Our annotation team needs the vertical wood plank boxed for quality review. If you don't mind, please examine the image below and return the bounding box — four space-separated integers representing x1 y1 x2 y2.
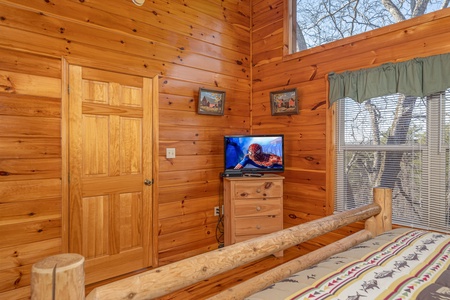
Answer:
62 58 70 253
69 65 84 255
142 77 153 266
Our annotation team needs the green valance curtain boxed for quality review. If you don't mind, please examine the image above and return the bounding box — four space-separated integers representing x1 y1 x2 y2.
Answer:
328 52 450 105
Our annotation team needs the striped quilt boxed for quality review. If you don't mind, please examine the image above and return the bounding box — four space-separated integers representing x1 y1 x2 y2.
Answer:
247 228 450 300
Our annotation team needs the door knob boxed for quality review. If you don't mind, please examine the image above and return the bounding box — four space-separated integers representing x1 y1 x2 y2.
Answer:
144 179 153 186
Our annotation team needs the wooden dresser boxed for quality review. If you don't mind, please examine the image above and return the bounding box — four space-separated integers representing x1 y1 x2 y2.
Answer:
223 174 284 257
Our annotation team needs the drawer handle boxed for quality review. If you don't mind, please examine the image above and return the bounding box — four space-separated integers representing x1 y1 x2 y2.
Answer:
256 206 261 211
256 225 261 230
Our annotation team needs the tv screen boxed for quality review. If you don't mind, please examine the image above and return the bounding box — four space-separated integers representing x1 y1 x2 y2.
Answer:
224 135 284 175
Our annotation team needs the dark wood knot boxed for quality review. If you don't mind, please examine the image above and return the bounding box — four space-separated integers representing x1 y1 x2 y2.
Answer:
264 182 273 189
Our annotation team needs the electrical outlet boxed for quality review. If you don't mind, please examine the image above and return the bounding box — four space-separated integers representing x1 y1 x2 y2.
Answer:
214 206 220 216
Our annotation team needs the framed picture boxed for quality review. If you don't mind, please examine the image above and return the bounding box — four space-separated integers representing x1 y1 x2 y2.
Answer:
270 88 299 116
198 88 226 115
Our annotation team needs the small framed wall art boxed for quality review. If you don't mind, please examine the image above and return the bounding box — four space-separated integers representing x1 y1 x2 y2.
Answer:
270 88 299 116
197 88 226 116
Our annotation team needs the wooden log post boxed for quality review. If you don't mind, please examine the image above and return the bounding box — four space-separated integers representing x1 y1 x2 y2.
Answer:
86 203 381 300
373 186 392 234
208 229 374 300
211 187 393 299
31 253 85 300
365 187 392 236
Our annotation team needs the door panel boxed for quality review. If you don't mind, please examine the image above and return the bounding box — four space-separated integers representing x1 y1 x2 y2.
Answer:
69 65 153 284
82 115 109 176
82 195 109 258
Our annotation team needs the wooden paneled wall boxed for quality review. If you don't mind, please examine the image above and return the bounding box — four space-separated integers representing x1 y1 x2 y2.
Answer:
2 0 450 298
0 49 63 300
252 1 450 250
0 0 250 298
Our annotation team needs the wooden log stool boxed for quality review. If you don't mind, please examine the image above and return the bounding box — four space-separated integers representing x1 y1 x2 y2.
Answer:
31 253 85 300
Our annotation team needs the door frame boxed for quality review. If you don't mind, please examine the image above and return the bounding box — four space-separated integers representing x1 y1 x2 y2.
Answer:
61 58 160 267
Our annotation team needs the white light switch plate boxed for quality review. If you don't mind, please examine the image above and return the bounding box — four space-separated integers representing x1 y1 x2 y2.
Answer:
166 148 176 158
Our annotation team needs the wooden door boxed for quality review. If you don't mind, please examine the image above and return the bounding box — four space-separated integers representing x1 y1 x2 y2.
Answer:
68 65 153 284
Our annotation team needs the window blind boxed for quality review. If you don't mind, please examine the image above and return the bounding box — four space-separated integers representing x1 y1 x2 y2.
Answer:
335 91 450 233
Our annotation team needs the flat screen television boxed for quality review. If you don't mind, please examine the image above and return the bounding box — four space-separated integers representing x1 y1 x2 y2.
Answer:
223 134 284 176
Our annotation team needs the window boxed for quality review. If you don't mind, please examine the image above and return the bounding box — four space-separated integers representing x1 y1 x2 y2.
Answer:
335 91 450 233
289 0 448 54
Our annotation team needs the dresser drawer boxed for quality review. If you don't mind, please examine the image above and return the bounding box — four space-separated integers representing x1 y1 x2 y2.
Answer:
233 180 283 199
235 215 282 236
223 175 284 257
234 234 261 243
234 199 282 217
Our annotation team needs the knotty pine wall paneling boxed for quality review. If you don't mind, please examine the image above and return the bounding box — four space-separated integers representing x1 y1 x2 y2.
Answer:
4 0 450 297
0 0 251 298
0 48 63 299
251 1 450 252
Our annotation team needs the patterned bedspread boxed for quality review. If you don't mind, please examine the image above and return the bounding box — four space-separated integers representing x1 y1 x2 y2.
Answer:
246 228 450 300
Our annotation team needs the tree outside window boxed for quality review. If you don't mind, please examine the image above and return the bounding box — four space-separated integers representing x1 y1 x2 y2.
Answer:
336 91 450 233
292 0 449 53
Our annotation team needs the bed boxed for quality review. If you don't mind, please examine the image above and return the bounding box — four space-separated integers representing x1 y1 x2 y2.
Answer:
245 227 450 300
31 187 450 300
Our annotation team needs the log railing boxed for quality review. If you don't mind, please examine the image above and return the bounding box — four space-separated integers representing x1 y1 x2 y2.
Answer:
31 187 391 300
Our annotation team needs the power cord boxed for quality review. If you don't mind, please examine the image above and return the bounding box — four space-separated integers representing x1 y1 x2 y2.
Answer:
216 173 225 247
216 213 224 248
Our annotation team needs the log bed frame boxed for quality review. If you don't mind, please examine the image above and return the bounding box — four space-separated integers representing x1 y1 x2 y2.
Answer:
30 187 392 300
